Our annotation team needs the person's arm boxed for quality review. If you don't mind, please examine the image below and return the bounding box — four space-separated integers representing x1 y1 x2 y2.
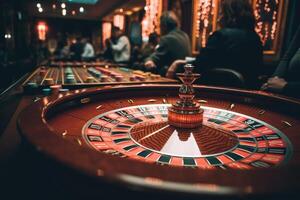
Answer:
145 37 169 68
82 44 94 58
81 45 88 57
166 59 187 78
88 44 95 57
111 37 127 52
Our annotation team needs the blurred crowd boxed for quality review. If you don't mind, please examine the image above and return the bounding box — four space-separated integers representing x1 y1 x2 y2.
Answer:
38 0 299 98
52 27 161 65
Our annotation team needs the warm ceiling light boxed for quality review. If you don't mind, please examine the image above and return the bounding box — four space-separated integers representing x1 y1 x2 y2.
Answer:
37 22 48 41
79 7 84 13
132 7 141 12
61 3 66 9
119 8 123 13
38 7 43 13
37 3 41 8
125 11 133 15
72 10 76 15
52 4 56 9
62 9 67 16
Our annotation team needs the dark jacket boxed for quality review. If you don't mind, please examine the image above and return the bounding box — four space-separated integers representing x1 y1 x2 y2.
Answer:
193 28 263 87
273 26 300 98
147 28 191 76
70 42 84 61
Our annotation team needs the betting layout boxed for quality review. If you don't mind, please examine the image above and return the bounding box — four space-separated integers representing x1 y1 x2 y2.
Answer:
82 104 292 169
22 63 176 93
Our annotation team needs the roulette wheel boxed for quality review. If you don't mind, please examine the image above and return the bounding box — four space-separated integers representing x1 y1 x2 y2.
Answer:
17 66 300 198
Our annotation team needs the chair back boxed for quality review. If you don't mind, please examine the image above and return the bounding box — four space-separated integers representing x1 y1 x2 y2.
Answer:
200 68 245 88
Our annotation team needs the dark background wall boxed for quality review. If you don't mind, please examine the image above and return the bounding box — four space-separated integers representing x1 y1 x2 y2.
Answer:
34 17 100 39
0 0 34 93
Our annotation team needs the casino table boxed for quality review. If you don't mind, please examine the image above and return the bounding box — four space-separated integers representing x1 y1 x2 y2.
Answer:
22 63 176 94
4 81 299 199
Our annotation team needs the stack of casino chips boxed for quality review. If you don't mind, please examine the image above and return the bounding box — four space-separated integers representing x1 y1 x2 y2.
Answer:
42 85 67 96
24 82 39 94
64 67 76 84
87 67 102 79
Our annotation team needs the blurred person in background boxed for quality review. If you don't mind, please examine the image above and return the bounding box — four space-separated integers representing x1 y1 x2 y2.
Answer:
167 0 263 89
60 40 70 60
81 38 95 61
144 11 191 76
110 26 131 64
261 25 300 98
70 37 84 61
139 32 159 62
103 38 114 61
